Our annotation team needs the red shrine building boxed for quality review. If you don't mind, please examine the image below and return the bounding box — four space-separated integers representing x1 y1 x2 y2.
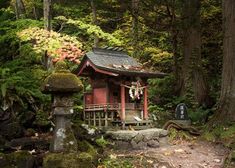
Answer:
75 47 165 129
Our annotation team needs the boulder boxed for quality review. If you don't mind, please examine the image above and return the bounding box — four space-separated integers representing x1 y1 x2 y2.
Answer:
0 151 35 168
43 152 96 168
9 137 50 151
106 128 168 149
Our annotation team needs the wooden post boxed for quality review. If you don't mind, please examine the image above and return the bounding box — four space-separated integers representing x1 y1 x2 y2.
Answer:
98 112 101 127
144 87 148 119
121 84 125 121
93 112 96 126
88 112 90 125
105 112 108 127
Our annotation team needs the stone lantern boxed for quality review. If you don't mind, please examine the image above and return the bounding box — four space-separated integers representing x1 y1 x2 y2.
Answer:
42 61 83 152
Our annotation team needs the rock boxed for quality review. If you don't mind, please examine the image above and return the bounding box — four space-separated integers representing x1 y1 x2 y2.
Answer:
0 108 11 121
147 140 160 148
24 128 36 137
106 128 168 142
106 130 138 141
159 137 169 146
115 141 130 149
106 128 168 149
0 151 35 168
159 129 168 137
73 123 101 142
43 152 96 168
0 121 23 140
9 137 50 151
133 133 144 143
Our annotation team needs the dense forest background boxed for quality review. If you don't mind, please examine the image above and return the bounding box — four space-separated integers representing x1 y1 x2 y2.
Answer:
0 0 235 163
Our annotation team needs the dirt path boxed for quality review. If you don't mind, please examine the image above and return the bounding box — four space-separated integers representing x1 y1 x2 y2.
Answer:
105 140 229 168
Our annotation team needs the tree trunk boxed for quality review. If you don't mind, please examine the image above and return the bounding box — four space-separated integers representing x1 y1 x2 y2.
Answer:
90 0 99 48
43 0 52 70
166 0 180 94
216 0 235 121
132 0 139 57
15 0 25 19
181 0 211 106
44 0 52 31
33 6 38 20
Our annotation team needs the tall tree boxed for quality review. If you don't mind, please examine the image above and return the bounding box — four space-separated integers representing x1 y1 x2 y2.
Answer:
15 0 26 19
43 0 52 69
90 0 99 47
180 0 211 106
165 0 180 92
216 0 235 121
131 0 139 57
44 0 52 31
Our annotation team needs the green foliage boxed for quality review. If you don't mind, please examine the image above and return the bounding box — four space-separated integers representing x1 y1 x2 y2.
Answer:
0 7 15 21
33 110 50 127
148 75 175 105
188 107 211 124
203 123 235 146
0 17 51 132
101 157 133 168
148 105 172 127
95 136 109 148
55 16 123 47
0 19 42 62
140 47 173 72
168 128 193 143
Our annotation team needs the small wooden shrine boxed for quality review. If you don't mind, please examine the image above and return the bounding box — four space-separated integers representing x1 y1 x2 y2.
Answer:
75 47 165 129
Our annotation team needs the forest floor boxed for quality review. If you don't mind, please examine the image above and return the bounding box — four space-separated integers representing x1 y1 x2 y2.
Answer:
101 140 231 168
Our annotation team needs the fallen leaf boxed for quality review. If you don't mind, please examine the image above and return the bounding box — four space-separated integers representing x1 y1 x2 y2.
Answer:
174 149 184 153
147 160 153 164
109 154 117 159
213 159 220 163
164 151 172 156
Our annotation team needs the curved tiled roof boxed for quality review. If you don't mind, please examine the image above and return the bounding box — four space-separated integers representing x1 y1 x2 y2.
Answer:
75 48 166 78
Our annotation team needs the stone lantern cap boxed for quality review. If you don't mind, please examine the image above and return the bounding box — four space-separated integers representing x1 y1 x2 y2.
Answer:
42 61 83 93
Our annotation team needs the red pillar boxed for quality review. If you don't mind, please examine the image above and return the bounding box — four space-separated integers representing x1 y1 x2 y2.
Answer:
143 87 148 119
121 85 125 121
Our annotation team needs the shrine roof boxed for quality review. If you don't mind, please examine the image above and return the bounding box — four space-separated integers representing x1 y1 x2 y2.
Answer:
75 47 166 78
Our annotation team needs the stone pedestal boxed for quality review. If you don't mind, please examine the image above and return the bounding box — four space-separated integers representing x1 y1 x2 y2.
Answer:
41 61 83 152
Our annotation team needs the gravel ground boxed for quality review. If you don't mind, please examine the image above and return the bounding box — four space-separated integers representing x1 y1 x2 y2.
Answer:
106 140 230 168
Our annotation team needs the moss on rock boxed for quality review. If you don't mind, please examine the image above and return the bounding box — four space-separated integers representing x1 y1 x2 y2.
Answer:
43 152 96 168
63 126 78 153
0 151 35 168
42 61 83 93
77 140 98 159
55 61 69 72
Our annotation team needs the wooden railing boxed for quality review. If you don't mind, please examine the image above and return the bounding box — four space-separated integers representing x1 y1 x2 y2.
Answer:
84 103 143 111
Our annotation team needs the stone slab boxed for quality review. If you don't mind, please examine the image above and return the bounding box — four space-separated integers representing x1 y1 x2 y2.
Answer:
106 128 168 149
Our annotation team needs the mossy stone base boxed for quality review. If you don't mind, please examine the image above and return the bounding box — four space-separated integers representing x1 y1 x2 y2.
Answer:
43 152 95 168
0 151 34 168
